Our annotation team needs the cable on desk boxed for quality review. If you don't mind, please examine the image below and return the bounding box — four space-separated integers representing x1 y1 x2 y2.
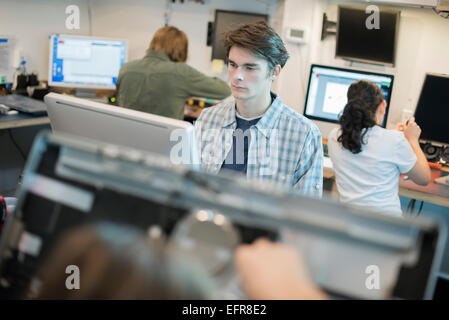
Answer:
417 201 424 216
7 129 26 163
406 199 416 216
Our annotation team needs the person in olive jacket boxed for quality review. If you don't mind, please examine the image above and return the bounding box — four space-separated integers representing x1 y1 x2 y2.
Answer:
116 26 231 120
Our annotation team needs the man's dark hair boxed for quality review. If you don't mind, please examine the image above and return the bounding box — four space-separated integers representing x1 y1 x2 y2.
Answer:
224 21 289 73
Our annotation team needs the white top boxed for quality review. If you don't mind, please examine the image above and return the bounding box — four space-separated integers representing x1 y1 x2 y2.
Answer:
328 126 417 216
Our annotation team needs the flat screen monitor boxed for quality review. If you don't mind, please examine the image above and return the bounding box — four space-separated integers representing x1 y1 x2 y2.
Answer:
303 64 394 136
44 93 199 167
212 10 268 61
414 73 449 145
48 34 127 89
336 6 400 66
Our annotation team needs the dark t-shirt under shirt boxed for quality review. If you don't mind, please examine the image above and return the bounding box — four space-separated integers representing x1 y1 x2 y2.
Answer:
221 113 261 175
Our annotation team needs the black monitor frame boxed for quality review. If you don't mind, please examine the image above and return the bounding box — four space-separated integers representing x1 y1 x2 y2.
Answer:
211 9 268 61
414 73 449 145
303 64 394 128
336 6 401 67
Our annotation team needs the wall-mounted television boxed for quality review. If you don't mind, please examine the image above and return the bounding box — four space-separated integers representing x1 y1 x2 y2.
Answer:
336 6 400 66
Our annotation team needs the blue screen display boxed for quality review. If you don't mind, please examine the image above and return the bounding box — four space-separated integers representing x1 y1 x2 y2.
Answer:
50 35 127 88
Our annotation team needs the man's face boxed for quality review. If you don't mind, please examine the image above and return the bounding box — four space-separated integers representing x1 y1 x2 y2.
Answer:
227 46 274 102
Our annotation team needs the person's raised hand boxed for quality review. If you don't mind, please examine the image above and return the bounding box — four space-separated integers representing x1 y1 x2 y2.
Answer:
234 238 327 300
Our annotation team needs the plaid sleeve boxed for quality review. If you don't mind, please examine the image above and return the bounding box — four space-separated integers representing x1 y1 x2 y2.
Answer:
292 127 323 198
194 110 207 168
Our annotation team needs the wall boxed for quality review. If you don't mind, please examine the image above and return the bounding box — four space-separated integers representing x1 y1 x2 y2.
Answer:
0 0 277 81
2 0 448 123
277 0 449 129
0 0 90 79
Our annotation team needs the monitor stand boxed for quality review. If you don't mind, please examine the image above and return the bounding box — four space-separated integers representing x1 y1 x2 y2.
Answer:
75 88 96 98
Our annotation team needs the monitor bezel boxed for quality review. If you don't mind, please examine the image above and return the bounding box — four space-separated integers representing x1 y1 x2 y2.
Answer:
415 72 449 146
48 34 128 90
303 63 394 128
335 6 401 67
44 93 199 167
211 10 268 61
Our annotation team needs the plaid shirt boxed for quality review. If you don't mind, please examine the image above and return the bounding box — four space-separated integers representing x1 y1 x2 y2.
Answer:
194 93 323 197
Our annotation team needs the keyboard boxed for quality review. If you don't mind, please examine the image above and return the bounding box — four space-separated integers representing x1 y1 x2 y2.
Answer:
0 94 47 115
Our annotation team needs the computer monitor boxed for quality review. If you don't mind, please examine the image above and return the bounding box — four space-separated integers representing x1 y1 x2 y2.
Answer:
414 73 449 145
44 93 199 167
212 10 268 61
48 34 127 90
0 132 443 299
336 6 400 66
303 64 394 138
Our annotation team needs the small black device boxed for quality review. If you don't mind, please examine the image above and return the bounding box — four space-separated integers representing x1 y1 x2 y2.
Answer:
420 142 442 162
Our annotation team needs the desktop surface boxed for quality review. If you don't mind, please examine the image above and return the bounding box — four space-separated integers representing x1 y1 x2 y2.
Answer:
399 169 449 203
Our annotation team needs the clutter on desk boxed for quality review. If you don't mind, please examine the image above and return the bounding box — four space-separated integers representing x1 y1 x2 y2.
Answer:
184 96 222 119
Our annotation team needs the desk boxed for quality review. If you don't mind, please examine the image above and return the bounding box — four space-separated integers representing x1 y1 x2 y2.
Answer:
0 112 49 130
323 156 449 209
0 112 51 195
399 169 449 208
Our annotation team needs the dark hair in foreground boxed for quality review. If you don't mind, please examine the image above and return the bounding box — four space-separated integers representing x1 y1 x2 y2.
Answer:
338 80 385 154
224 21 289 73
32 223 211 299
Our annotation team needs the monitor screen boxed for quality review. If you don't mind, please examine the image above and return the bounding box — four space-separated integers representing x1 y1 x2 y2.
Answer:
212 10 268 61
48 34 127 89
414 74 449 144
303 64 394 127
336 6 400 66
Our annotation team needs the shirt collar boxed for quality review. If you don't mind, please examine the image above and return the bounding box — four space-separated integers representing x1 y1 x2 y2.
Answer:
255 92 283 138
222 99 237 128
221 92 283 138
144 50 171 61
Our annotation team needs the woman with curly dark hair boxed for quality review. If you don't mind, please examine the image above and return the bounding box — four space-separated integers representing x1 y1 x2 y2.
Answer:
328 80 430 216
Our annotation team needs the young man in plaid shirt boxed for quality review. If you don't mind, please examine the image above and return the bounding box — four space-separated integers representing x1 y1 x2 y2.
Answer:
194 21 323 197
